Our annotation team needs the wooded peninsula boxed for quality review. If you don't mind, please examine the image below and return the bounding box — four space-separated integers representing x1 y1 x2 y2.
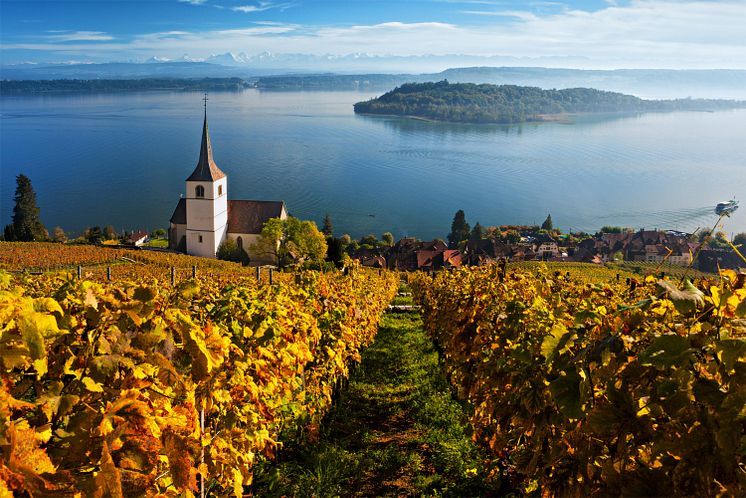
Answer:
353 81 746 124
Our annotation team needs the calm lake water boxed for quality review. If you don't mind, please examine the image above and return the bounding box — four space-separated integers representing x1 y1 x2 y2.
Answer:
1 90 745 240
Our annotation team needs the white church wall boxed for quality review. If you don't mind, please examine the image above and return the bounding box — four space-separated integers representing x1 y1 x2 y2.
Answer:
187 230 220 258
185 177 228 257
186 178 226 200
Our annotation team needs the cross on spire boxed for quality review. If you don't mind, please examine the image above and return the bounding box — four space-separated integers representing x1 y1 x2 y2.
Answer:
202 93 208 117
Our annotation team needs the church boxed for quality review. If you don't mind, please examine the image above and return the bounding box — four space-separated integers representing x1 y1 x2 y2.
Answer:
168 106 287 263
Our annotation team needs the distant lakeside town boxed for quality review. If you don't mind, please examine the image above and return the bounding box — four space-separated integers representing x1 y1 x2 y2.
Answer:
345 214 745 275
3 172 744 275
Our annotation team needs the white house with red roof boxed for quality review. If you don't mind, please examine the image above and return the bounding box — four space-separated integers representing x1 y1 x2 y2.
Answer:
168 105 287 262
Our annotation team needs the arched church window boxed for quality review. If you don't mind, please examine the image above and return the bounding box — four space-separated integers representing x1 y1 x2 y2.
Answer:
218 185 223 196
237 236 243 249
195 185 205 198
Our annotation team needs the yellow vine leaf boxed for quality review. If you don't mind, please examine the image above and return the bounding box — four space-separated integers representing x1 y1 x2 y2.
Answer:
0 478 13 498
182 320 229 381
32 297 63 316
163 431 197 492
18 312 59 360
233 468 244 498
82 377 104 393
93 442 123 498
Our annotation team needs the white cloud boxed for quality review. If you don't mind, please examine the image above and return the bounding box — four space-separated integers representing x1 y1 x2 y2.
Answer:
178 0 209 5
213 26 297 35
44 31 114 42
233 5 265 13
461 10 540 20
232 2 294 13
6 1 746 69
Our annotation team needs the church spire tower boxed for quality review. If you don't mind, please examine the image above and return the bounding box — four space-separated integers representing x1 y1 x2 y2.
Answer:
187 94 226 182
185 94 228 257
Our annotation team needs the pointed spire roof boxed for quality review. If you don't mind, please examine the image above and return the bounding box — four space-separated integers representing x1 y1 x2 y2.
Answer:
186 102 226 182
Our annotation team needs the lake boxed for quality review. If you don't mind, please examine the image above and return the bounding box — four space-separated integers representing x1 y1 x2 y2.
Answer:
1 90 745 240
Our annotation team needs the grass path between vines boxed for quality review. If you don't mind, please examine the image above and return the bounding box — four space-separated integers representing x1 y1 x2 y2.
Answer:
252 287 501 497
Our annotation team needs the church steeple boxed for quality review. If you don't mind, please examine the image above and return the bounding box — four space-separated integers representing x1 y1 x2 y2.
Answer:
186 94 226 182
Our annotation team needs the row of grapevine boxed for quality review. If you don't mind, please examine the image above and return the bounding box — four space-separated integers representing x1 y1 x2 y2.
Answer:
43 265 288 287
411 265 746 496
0 264 398 497
0 241 263 272
0 242 130 271
508 261 640 284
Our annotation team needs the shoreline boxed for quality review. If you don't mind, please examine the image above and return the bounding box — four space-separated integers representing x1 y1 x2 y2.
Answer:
355 110 574 125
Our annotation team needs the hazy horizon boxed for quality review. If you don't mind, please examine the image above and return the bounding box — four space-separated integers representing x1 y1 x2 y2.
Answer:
2 1 746 70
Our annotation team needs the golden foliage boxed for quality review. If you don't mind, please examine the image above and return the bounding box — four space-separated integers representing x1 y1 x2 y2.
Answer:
411 264 746 497
0 261 397 497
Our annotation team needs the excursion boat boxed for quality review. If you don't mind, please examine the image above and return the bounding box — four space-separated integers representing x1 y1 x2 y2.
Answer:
715 199 739 216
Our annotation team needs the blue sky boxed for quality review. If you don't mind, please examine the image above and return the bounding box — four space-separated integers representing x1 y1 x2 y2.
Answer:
2 0 745 68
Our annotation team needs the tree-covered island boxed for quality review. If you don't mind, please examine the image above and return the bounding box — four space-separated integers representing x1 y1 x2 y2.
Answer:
353 80 746 124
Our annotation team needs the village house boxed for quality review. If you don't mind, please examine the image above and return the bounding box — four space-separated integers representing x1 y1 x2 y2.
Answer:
356 247 387 269
534 235 560 260
127 231 148 247
168 104 287 263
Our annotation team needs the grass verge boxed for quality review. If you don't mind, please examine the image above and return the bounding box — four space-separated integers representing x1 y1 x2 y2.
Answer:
252 310 501 497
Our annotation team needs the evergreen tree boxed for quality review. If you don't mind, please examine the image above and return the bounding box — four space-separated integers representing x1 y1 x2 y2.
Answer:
541 213 553 231
3 224 17 242
10 174 47 241
325 237 345 268
322 213 333 237
447 209 470 247
470 222 485 241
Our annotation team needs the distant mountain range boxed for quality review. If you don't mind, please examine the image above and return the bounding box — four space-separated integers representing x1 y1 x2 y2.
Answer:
1 61 254 80
254 67 746 100
1 52 582 79
2 56 746 99
142 52 596 72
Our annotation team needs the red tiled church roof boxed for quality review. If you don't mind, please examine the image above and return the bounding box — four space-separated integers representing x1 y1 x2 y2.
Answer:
227 200 285 234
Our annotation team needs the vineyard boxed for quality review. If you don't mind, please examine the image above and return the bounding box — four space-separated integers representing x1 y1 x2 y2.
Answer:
0 242 277 284
411 264 746 496
507 261 639 284
0 252 398 496
3 241 744 496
